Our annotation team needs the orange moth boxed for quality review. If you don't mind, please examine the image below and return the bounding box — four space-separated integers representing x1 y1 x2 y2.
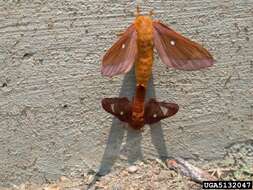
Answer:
101 7 214 130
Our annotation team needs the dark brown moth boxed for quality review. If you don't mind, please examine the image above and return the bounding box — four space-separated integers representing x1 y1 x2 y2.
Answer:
102 86 179 129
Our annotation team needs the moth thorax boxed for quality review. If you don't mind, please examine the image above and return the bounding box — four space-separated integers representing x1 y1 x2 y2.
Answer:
135 16 153 40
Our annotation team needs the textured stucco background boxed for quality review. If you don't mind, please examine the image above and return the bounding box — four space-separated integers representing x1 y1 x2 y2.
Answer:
0 0 252 187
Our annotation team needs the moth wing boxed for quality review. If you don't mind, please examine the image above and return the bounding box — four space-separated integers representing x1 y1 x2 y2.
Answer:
144 99 179 124
101 97 132 123
153 21 214 70
101 24 137 77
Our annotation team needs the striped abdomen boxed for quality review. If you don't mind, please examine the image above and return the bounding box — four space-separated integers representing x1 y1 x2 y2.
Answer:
135 41 153 87
135 16 154 87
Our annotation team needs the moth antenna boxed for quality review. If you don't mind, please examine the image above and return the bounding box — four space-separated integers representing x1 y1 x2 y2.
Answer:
136 5 141 17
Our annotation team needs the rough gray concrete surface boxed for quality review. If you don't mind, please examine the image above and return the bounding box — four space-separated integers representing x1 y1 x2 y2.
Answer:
0 0 252 187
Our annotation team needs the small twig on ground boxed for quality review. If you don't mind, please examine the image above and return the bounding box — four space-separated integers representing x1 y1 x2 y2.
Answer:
166 157 218 184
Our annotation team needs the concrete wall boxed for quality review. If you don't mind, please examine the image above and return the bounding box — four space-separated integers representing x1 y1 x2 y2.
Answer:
0 0 252 187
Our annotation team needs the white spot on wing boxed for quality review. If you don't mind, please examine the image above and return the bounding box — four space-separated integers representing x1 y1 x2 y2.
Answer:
170 40 175 46
111 104 115 113
120 111 124 115
122 44 125 49
161 106 167 115
153 114 157 118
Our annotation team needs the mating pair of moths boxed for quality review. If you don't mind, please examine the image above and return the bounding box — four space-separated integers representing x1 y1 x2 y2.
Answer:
101 8 214 130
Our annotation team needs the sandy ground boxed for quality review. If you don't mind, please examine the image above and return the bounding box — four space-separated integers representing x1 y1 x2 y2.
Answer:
2 149 252 190
2 138 253 190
